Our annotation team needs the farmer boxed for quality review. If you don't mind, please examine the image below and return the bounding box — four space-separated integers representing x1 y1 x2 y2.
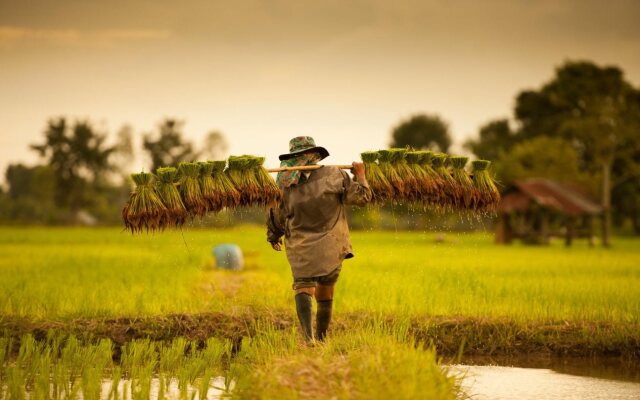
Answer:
267 136 372 342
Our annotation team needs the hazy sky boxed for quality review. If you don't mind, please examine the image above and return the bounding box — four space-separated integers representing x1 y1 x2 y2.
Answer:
1 0 639 176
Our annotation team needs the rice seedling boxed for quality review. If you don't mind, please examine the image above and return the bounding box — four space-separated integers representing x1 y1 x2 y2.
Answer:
415 151 445 206
471 160 501 212
109 366 123 400
431 153 457 209
212 160 241 209
122 172 167 233
252 156 282 207
178 162 207 218
361 151 394 203
198 161 221 214
156 166 188 228
121 339 157 399
377 149 405 202
6 365 26 400
200 161 227 213
0 337 12 374
405 151 432 203
225 155 262 207
388 148 420 202
450 156 479 210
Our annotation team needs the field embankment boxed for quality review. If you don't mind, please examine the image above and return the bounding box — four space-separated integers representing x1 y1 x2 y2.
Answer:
2 312 638 359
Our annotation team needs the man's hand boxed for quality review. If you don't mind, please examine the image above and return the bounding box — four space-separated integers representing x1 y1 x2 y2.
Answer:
351 162 366 182
271 240 283 251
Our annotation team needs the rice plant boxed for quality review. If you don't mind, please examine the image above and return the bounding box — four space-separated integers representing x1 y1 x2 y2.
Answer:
156 166 188 227
252 156 282 207
471 160 501 212
226 155 262 207
388 148 420 202
450 156 478 210
360 151 394 203
431 153 457 209
377 149 405 202
179 162 207 218
122 172 167 233
212 160 241 210
198 161 224 213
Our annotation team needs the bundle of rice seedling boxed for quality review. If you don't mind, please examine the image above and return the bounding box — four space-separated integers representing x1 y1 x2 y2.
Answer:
413 151 441 204
471 160 501 212
198 161 221 213
225 155 262 207
156 166 188 227
431 153 457 208
388 148 420 202
122 172 167 233
377 149 405 202
211 160 240 209
416 151 444 206
449 156 479 210
178 162 207 217
360 151 394 203
405 151 432 202
251 156 282 207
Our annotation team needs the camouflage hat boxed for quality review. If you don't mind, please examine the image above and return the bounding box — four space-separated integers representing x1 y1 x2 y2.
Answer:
278 136 330 161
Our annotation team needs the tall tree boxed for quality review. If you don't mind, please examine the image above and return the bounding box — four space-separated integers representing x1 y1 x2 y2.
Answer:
31 118 116 211
513 61 640 246
142 119 197 172
464 119 517 161
390 114 452 152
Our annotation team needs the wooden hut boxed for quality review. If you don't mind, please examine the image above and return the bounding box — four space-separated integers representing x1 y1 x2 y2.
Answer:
495 178 602 246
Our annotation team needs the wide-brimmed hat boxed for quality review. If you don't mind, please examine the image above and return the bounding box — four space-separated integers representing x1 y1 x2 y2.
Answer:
278 136 330 161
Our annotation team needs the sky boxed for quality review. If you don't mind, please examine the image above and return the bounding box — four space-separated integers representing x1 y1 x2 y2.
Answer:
1 0 639 177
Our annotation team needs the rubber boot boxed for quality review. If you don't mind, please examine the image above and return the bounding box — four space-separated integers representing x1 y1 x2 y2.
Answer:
295 293 313 341
316 299 333 341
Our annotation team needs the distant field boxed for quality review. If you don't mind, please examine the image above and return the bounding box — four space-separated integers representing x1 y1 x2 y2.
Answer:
0 226 638 323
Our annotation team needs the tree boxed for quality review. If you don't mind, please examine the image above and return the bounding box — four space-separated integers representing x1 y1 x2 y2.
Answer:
493 137 589 189
513 61 640 245
5 164 55 201
464 119 517 161
390 114 452 152
201 130 228 160
31 117 117 211
142 119 197 171
3 163 58 223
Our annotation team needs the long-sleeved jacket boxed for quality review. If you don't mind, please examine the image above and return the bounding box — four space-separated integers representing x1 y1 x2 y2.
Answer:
267 166 372 279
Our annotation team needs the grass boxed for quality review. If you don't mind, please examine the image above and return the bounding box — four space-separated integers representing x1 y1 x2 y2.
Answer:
0 225 639 398
0 226 638 323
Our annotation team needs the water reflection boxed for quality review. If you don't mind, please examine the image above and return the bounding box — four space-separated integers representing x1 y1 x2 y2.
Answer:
450 365 640 400
97 376 232 400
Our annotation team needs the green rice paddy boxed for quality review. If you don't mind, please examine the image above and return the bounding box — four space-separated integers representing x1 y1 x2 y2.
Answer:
0 226 638 398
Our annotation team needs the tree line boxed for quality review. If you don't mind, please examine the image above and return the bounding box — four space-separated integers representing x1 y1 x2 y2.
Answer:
1 60 638 235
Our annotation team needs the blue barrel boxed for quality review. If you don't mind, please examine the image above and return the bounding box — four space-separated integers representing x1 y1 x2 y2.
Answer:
213 244 244 271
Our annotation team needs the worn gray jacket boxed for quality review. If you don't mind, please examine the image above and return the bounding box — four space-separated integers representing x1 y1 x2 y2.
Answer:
267 166 372 279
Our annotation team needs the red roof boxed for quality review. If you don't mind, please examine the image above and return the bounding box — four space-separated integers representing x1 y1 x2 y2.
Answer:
498 178 602 216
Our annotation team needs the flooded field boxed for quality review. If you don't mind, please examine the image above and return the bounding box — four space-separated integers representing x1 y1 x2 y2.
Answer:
452 360 640 400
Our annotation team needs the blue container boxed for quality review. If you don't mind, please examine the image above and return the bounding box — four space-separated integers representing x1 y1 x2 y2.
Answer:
213 244 244 271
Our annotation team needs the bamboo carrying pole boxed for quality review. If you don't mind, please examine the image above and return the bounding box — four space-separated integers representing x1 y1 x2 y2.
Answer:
266 164 353 172
266 164 474 177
